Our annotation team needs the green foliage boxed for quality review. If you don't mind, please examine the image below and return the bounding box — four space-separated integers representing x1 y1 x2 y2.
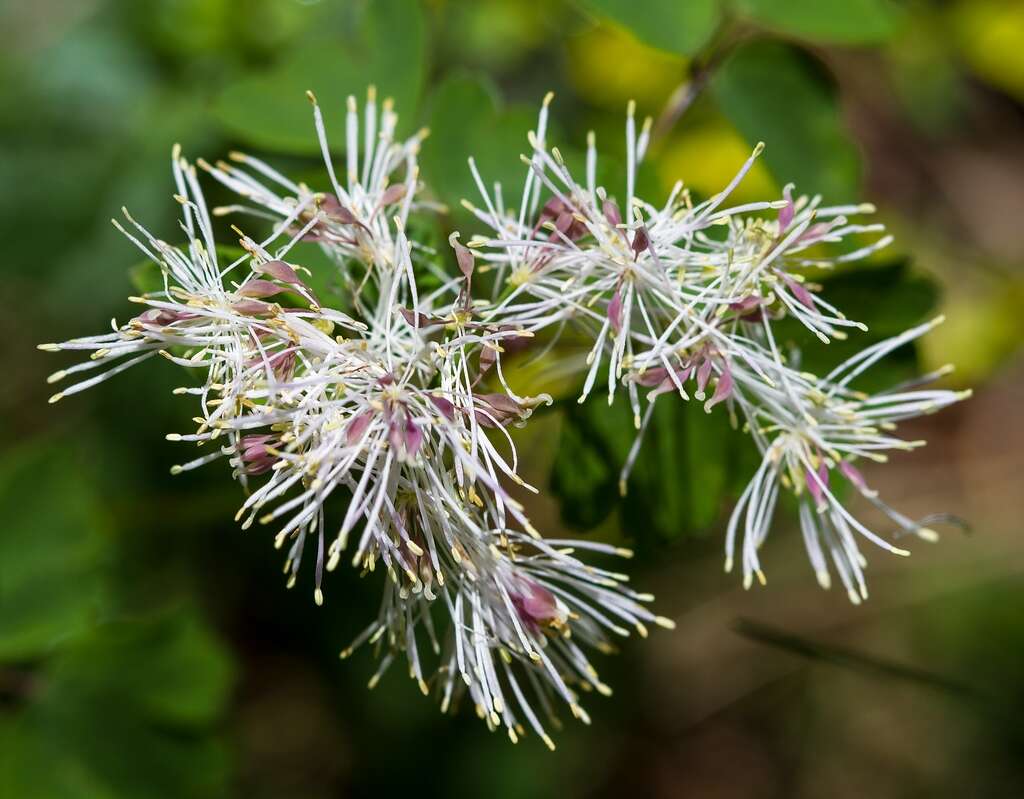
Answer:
577 0 720 55
712 41 862 200
734 0 904 46
0 609 233 799
0 442 235 798
213 0 427 154
0 444 110 661
420 74 538 225
552 394 752 543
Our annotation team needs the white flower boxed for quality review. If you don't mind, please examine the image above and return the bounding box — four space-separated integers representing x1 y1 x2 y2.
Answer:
43 87 971 742
724 317 970 601
42 92 680 746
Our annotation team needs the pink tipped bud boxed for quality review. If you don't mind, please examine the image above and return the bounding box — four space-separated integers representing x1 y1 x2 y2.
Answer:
608 286 623 333
346 410 374 446
402 417 423 458
806 460 830 509
239 434 279 475
135 308 196 328
449 234 474 279
696 357 714 398
256 259 302 285
784 276 815 309
838 460 869 493
231 299 275 317
511 578 566 629
429 394 456 420
631 226 650 260
778 184 795 232
602 199 622 228
238 279 286 299
378 183 407 208
704 367 734 411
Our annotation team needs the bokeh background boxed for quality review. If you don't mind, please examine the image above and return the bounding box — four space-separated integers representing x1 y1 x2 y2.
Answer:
3 0 1024 796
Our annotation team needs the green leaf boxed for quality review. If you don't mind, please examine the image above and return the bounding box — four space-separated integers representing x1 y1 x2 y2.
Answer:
815 260 940 339
735 0 903 46
551 395 751 543
550 398 634 531
711 41 862 200
0 444 111 662
578 0 719 55
50 609 235 729
0 610 234 799
213 0 426 154
420 73 537 226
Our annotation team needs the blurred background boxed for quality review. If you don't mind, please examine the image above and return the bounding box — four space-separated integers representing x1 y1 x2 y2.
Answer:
3 0 1024 796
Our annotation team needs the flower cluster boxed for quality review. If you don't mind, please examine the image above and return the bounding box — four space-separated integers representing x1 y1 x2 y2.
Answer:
42 88 967 744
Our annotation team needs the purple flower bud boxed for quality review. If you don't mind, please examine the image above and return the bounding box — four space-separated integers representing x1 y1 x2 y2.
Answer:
838 460 869 492
805 460 830 509
402 417 423 458
135 308 196 328
231 299 275 317
238 279 286 299
474 393 525 427
797 221 834 243
634 367 669 387
246 348 296 379
398 307 447 328
429 394 456 420
728 296 764 313
608 286 623 333
602 199 622 228
378 183 407 208
319 194 372 234
511 578 565 629
449 235 475 280
479 345 497 376
696 357 714 397
256 259 302 285
239 434 279 475
346 410 374 446
778 184 795 232
631 226 650 260
783 275 815 309
539 196 569 221
704 367 734 411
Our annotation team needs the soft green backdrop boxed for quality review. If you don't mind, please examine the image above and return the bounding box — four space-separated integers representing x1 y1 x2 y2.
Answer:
3 1 1024 796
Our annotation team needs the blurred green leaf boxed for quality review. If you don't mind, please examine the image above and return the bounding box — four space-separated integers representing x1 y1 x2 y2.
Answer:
1 609 233 799
577 0 719 55
213 0 426 154
551 394 747 542
550 398 633 531
0 444 110 662
711 41 861 200
51 609 234 728
735 0 903 45
420 73 537 225
815 260 940 338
